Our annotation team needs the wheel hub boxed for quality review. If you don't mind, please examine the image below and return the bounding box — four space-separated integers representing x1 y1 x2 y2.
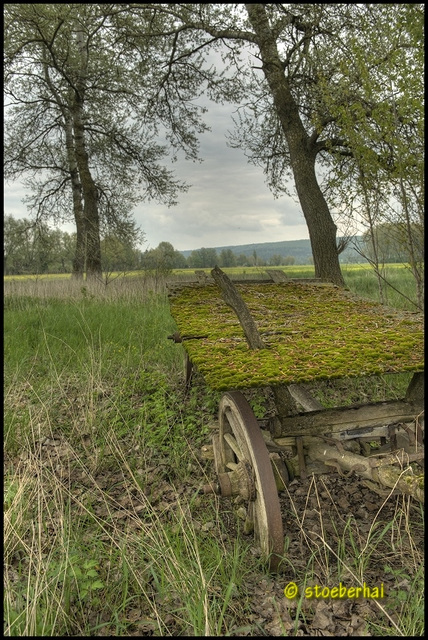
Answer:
217 460 256 500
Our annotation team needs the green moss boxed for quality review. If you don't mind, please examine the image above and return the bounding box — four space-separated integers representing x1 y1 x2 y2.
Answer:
168 282 424 391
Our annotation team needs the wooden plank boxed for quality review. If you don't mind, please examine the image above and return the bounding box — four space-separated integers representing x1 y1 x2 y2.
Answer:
275 398 424 437
272 422 421 446
288 383 323 411
266 269 289 282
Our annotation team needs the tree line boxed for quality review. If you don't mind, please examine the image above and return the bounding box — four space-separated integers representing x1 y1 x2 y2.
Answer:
6 214 416 277
3 216 299 275
4 4 423 297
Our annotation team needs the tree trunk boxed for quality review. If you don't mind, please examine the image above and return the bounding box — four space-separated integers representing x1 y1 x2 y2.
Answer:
42 51 88 281
64 114 85 279
72 25 102 280
72 215 86 280
72 103 102 279
245 4 345 287
85 194 102 279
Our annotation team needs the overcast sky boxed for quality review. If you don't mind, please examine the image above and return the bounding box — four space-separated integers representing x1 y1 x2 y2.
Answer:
4 99 310 253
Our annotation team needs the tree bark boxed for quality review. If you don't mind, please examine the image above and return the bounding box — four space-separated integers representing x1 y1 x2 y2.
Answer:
245 4 345 287
72 103 102 279
72 216 86 280
72 26 102 280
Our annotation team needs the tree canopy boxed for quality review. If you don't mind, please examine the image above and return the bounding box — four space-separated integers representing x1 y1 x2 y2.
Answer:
4 3 210 278
4 3 424 290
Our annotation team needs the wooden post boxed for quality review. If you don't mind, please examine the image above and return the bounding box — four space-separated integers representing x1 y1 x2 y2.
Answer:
211 266 300 429
211 265 266 350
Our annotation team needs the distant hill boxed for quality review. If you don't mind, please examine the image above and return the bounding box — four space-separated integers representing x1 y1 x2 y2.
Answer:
180 236 365 265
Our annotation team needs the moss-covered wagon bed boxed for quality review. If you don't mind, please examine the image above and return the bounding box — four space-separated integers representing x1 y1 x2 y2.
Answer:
167 281 424 391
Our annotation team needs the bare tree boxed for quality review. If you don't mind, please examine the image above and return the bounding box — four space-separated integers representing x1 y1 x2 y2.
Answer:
143 3 422 287
4 4 208 278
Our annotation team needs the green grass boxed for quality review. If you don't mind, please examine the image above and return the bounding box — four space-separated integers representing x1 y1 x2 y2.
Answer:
341 264 422 311
3 267 424 636
4 280 255 635
4 292 177 380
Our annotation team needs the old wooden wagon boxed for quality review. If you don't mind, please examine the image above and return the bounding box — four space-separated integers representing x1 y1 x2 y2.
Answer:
167 268 424 571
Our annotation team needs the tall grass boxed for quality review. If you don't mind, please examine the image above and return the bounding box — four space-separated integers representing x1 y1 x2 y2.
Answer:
4 262 420 310
4 267 424 635
4 278 258 635
340 264 421 311
4 434 253 635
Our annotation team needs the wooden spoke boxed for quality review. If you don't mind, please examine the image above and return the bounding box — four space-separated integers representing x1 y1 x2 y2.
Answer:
223 433 244 460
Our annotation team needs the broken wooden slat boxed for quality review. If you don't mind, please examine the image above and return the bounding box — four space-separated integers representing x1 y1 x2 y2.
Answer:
211 265 266 349
287 383 323 411
194 270 211 283
266 269 289 282
405 371 424 401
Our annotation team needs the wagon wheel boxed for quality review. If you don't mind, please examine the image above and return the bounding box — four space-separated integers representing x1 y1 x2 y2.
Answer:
215 391 284 571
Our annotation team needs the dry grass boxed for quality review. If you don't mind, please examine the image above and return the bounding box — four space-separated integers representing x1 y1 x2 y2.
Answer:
4 270 424 636
3 273 167 301
4 417 253 636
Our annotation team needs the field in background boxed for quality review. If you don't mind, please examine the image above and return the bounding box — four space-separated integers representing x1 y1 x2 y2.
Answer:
3 263 420 311
3 265 424 635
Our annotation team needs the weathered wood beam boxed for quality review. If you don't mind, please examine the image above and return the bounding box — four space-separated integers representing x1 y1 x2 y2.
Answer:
307 440 424 503
405 371 424 401
270 425 415 447
211 265 266 349
276 398 424 437
287 383 323 411
211 266 301 419
266 269 289 282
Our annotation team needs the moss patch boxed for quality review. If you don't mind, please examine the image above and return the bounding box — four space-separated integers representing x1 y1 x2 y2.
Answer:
168 282 424 391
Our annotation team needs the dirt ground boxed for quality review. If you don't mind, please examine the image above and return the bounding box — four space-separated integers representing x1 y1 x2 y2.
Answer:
229 470 424 636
